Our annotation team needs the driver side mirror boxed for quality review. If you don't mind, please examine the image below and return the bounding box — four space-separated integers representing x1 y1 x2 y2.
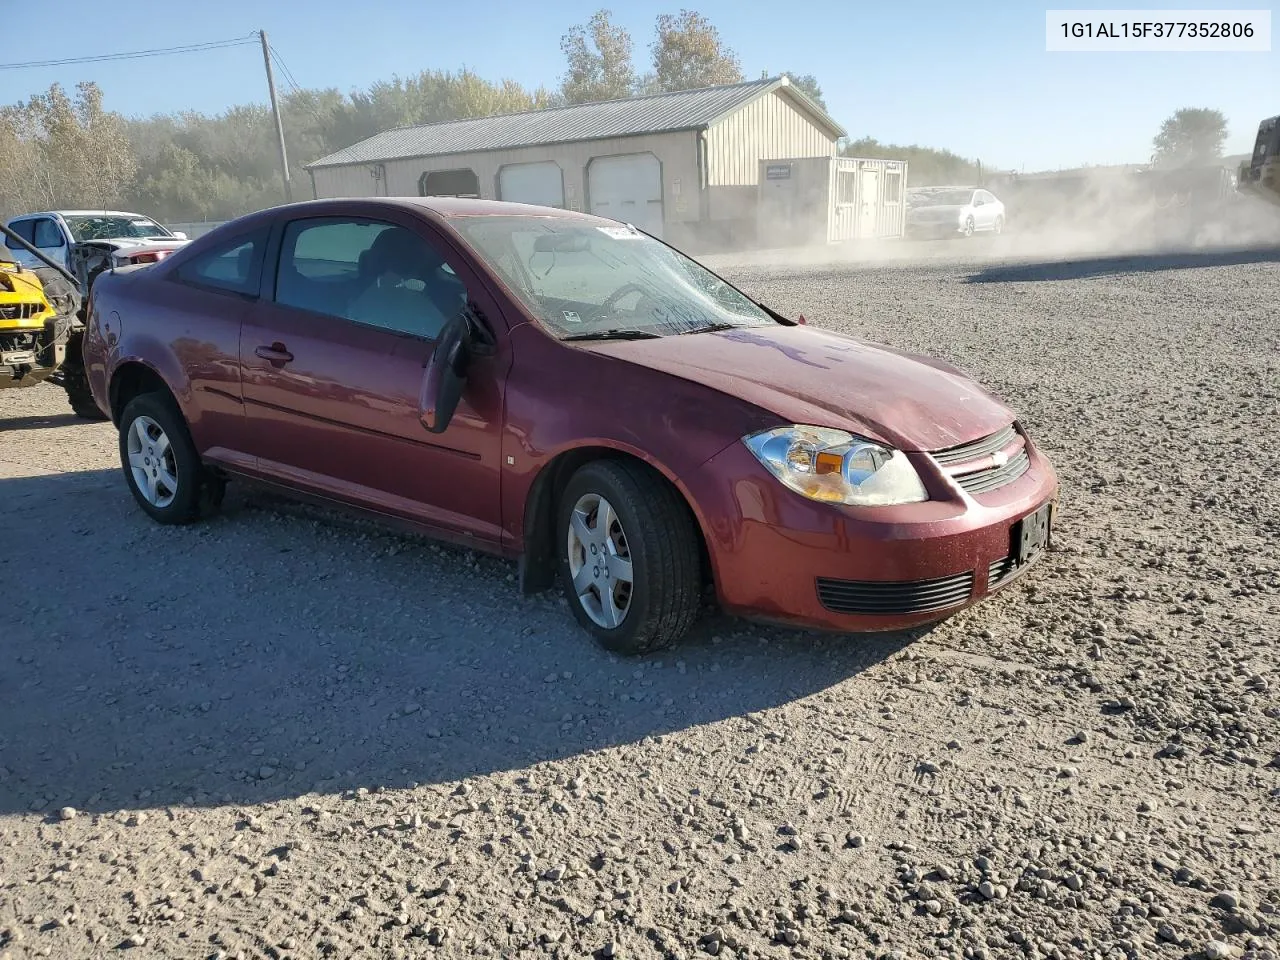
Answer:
171 231 188 240
419 311 473 434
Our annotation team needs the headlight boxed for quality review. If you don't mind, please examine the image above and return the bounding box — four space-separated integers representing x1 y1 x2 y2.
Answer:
742 425 928 506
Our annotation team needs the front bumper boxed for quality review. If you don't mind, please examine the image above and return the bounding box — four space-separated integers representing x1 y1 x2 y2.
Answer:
686 434 1059 633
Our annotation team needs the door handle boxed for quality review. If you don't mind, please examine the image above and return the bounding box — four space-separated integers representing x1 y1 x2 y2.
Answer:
255 343 293 366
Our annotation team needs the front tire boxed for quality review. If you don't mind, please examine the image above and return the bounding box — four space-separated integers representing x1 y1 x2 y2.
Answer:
556 460 702 655
962 216 975 238
117 391 223 525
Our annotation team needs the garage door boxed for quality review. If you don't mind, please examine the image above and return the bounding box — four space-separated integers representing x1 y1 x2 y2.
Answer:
588 153 663 238
497 161 565 208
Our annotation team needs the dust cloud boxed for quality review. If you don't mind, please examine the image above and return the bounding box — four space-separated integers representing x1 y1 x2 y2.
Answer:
731 165 1280 272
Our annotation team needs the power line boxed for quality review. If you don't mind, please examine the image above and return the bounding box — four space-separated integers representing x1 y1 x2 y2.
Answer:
0 35 259 71
268 45 304 97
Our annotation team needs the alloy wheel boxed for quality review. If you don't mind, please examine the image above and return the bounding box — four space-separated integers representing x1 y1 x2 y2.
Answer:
126 415 179 509
566 492 634 629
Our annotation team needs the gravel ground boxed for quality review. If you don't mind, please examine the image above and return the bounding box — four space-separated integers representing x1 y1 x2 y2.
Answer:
1 240 1278 960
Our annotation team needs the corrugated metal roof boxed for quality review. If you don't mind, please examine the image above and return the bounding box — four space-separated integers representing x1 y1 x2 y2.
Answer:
306 76 845 169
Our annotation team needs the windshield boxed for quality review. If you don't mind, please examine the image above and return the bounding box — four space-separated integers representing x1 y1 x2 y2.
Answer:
907 190 973 207
63 214 173 242
451 215 776 338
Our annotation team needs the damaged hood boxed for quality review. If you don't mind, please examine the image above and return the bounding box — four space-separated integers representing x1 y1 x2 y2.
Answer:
80 236 188 253
581 324 1016 452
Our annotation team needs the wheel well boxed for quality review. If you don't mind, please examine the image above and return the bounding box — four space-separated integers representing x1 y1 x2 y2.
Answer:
109 362 172 425
518 448 713 596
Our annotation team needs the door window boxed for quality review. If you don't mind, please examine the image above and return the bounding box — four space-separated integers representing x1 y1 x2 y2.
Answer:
7 220 36 245
33 219 65 247
172 230 268 296
274 217 468 341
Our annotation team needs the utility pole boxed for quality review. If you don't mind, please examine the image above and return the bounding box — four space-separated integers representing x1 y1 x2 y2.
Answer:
259 29 292 203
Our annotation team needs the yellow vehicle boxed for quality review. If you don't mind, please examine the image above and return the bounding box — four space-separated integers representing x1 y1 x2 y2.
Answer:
0 226 100 418
1238 115 1279 207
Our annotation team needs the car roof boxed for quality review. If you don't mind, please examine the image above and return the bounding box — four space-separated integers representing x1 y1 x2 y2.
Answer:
243 196 620 226
9 210 166 222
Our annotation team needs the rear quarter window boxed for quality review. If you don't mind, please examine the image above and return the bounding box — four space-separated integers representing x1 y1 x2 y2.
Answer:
172 230 267 296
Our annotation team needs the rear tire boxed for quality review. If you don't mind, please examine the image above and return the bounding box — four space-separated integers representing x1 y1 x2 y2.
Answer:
117 391 223 525
61 332 107 420
993 215 1005 236
556 460 702 655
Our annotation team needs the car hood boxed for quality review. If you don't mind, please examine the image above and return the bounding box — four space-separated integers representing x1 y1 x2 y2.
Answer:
79 237 187 252
580 324 1015 452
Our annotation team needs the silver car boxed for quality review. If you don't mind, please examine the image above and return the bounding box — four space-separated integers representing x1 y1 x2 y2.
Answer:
905 187 1006 239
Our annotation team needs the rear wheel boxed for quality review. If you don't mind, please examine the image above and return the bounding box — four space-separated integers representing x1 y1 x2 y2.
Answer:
117 391 223 524
61 331 107 420
993 215 1005 235
556 460 702 655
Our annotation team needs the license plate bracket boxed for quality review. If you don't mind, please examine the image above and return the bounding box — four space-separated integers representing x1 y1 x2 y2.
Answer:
1013 501 1054 566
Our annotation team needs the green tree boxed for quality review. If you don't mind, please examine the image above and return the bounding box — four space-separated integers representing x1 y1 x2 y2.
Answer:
560 9 637 104
770 71 826 112
1151 107 1228 167
842 136 983 186
648 9 743 92
0 81 136 216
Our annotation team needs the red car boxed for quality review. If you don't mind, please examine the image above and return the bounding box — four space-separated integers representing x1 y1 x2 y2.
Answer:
81 198 1058 654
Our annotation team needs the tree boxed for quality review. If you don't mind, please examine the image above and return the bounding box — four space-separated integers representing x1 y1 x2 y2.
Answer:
0 81 136 216
842 136 983 186
770 71 826 112
649 10 743 93
560 9 637 104
1151 108 1228 167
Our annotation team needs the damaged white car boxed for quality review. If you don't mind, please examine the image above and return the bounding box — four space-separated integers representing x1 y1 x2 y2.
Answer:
2 210 189 293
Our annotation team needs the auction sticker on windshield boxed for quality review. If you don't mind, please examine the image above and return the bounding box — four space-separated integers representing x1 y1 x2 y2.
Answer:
597 226 642 239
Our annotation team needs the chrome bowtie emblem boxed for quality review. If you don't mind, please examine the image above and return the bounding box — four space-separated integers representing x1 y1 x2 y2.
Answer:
991 450 1009 467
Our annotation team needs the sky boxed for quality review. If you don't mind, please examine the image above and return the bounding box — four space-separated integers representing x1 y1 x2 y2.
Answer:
4 0 1276 172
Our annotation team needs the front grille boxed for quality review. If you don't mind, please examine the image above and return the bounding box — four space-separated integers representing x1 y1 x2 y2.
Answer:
929 424 1031 497
931 425 1018 466
0 302 43 321
816 571 975 616
955 448 1031 494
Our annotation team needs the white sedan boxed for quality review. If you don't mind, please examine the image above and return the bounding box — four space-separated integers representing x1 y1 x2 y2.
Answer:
905 187 1006 239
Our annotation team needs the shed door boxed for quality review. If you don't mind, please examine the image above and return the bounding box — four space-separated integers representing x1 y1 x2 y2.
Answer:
588 153 663 238
858 170 879 238
498 161 565 208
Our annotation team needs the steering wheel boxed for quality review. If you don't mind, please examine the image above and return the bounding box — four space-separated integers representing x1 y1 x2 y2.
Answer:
600 282 648 314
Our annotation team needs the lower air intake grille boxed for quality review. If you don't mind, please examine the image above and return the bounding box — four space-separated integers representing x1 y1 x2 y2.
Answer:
816 571 975 616
988 556 1018 587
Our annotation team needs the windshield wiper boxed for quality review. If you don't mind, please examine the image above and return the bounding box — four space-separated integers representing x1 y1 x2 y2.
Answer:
677 322 742 335
561 328 662 341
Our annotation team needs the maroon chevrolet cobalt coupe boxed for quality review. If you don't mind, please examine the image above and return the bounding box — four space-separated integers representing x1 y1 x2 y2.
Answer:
81 197 1058 654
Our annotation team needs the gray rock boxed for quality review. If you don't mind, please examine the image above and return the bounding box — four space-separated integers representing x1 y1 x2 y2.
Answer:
1211 891 1241 912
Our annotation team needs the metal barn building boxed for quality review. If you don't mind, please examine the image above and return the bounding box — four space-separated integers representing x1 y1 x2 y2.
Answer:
304 76 864 251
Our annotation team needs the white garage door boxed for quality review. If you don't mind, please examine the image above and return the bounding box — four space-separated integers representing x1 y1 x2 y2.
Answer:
588 152 663 239
497 161 565 208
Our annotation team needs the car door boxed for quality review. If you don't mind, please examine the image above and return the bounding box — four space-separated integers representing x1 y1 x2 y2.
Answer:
162 225 272 466
5 219 40 268
239 212 511 548
30 217 71 270
977 191 999 229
